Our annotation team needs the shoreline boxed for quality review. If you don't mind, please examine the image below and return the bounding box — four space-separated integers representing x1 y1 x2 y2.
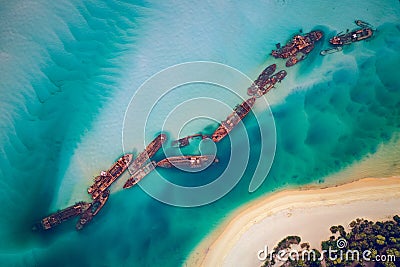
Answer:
186 176 400 267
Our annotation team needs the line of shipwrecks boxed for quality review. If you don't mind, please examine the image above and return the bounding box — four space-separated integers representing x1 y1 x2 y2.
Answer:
36 20 375 232
37 133 220 231
320 20 375 55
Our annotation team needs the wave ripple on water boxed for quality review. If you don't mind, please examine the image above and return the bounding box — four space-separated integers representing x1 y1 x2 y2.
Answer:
0 0 146 251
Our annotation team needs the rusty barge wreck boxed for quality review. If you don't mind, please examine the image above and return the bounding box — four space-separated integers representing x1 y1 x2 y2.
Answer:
248 68 287 98
38 202 91 230
123 133 166 189
211 97 256 143
76 190 110 230
88 154 133 199
329 27 373 45
123 162 157 189
321 20 374 55
171 133 205 148
127 134 167 173
272 30 323 67
157 155 218 169
247 64 277 96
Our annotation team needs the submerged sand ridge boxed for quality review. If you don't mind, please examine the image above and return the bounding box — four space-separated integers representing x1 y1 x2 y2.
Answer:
186 177 400 267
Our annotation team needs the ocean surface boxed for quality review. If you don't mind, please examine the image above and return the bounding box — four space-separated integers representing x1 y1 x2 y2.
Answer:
0 0 399 266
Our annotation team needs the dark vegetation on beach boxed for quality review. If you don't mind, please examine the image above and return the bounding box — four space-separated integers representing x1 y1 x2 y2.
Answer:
263 215 400 267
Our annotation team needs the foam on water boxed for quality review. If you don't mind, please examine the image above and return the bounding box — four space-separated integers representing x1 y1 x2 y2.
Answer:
0 0 400 266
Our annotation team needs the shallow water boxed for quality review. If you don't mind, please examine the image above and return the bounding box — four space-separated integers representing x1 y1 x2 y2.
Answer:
0 1 399 266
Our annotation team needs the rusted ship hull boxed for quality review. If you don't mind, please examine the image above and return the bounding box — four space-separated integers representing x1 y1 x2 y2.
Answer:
88 153 133 199
272 30 323 66
330 28 373 45
247 64 277 96
257 63 277 81
157 155 218 169
286 54 306 67
76 190 110 230
123 161 157 189
320 46 343 55
171 133 202 148
128 133 166 173
39 202 90 230
255 70 287 96
355 20 373 29
211 97 256 142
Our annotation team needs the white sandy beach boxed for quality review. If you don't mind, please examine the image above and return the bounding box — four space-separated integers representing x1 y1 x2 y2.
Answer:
186 176 400 267
186 135 400 267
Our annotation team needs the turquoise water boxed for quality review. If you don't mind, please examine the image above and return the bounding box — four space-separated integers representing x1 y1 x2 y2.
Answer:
0 0 400 266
